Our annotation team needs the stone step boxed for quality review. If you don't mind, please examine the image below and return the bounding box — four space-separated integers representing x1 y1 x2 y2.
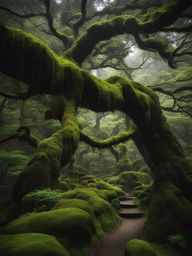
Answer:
120 202 137 208
119 196 135 201
119 211 143 218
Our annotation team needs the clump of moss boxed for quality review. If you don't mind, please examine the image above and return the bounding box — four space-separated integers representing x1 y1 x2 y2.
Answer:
0 233 70 256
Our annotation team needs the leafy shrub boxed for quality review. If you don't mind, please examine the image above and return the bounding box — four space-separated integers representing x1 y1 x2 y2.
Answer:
22 189 62 212
168 234 187 249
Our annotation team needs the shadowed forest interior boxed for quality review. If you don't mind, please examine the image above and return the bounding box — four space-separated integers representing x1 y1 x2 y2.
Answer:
0 0 192 255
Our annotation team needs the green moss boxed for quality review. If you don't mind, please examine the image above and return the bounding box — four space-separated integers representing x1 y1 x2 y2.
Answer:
13 100 80 201
107 171 152 193
145 181 192 242
132 183 152 210
125 239 182 256
125 239 157 256
61 188 119 231
97 180 125 196
0 233 70 256
111 198 121 211
59 181 69 191
4 208 97 246
101 189 118 202
52 198 93 215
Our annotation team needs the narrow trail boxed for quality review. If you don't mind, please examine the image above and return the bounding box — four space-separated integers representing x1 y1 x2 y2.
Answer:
90 196 146 256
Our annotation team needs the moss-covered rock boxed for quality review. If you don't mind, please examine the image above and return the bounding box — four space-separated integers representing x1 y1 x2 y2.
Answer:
125 239 181 256
52 198 93 215
0 233 70 256
125 239 157 256
61 188 119 231
101 189 118 202
3 208 97 246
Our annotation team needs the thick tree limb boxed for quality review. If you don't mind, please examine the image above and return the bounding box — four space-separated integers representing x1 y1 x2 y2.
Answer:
80 129 135 148
13 99 80 201
86 1 161 22
64 0 192 65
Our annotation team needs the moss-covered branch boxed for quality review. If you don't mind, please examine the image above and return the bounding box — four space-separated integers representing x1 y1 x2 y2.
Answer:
0 25 84 100
64 0 191 65
85 1 161 22
133 34 174 67
80 129 135 148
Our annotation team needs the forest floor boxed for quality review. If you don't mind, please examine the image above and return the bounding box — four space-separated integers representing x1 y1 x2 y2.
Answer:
90 197 146 256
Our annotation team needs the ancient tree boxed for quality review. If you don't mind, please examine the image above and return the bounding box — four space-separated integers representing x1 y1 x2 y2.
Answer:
0 0 192 242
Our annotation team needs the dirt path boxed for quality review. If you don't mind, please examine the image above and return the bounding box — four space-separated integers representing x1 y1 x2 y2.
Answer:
90 197 146 256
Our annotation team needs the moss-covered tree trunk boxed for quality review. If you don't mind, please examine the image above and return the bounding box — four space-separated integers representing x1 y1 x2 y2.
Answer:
13 98 80 201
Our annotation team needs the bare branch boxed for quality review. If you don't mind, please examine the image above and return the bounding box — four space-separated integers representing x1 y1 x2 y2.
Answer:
73 0 88 34
0 126 40 148
0 6 46 18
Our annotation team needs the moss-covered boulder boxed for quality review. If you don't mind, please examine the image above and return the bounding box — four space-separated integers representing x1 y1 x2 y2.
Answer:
0 233 70 256
125 239 181 256
125 239 157 256
3 208 97 246
61 188 119 231
52 198 92 214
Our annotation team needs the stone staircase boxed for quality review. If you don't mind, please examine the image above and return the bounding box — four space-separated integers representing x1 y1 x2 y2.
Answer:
119 196 143 218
